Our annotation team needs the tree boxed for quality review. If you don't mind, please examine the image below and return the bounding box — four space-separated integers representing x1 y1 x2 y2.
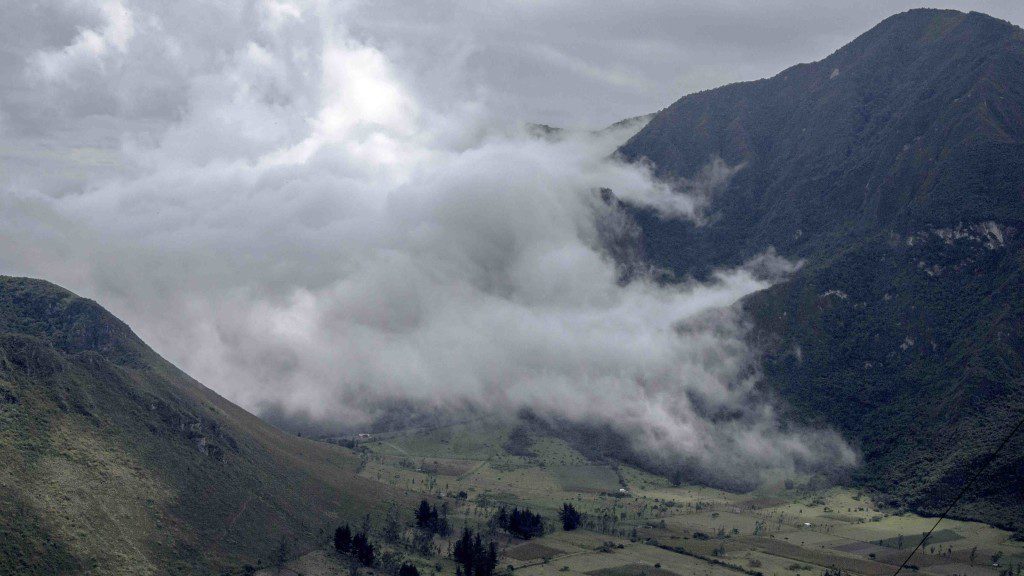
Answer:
399 564 421 576
415 499 451 537
454 528 475 575
559 503 581 531
452 528 498 576
275 537 290 571
353 532 375 567
335 524 353 554
482 542 498 576
472 534 486 576
502 507 544 540
416 500 434 528
435 512 452 537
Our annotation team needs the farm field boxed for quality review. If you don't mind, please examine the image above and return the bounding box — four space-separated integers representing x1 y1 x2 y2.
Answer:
261 421 1024 576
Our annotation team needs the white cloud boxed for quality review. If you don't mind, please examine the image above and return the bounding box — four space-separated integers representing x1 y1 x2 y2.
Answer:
33 0 134 81
0 0 859 481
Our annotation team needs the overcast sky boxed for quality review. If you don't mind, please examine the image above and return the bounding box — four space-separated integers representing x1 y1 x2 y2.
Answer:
344 0 1024 128
3 2 1022 185
0 0 1017 476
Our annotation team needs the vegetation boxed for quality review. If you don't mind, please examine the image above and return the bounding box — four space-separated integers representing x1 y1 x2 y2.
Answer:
559 503 582 531
6 9 1024 575
335 524 353 553
618 8 1024 528
0 276 399 575
452 528 498 576
352 532 376 566
497 507 546 540
416 499 452 536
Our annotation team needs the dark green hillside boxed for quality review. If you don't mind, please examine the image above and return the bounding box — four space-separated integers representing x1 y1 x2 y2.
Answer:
618 9 1024 528
0 276 399 575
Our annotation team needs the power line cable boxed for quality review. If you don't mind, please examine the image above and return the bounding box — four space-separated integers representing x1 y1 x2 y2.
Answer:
891 416 1024 576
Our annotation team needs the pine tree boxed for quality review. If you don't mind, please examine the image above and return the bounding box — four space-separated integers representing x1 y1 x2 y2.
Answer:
504 507 544 539
559 503 581 531
453 528 474 575
471 534 486 576
353 532 375 567
334 524 353 553
416 500 433 528
484 542 498 576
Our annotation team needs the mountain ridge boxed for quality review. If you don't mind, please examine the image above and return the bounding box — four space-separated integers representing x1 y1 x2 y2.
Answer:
0 275 400 575
617 7 1024 530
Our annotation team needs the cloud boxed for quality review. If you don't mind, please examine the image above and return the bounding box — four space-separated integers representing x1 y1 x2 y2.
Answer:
0 0 856 481
33 0 134 81
522 44 649 90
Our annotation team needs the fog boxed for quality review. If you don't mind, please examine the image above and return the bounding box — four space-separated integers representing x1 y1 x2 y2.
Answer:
0 0 858 480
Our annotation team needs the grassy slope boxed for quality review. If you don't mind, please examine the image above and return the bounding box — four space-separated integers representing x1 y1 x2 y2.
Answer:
0 276 406 575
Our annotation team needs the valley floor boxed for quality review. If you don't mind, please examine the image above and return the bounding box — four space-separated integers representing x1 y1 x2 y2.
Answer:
258 420 1023 576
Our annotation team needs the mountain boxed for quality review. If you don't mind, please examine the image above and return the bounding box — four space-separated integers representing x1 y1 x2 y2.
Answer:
0 276 401 575
618 9 1024 529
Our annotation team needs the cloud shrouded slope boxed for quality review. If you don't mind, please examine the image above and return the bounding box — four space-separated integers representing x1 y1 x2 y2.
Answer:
0 0 854 479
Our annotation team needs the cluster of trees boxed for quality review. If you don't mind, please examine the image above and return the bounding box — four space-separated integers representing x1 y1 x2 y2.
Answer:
334 524 376 567
559 503 581 531
496 507 544 539
453 528 498 576
415 500 452 536
329 500 576 576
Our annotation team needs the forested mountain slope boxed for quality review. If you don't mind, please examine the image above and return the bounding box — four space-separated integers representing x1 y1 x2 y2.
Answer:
618 9 1024 529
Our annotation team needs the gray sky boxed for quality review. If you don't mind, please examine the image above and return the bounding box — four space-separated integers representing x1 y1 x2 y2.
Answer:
346 0 1024 128
0 0 1015 475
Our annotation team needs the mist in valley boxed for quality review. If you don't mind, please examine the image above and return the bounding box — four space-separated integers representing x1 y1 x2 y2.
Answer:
0 0 859 486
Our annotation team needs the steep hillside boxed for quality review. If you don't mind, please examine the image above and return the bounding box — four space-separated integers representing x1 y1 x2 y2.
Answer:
618 9 1024 529
0 276 401 575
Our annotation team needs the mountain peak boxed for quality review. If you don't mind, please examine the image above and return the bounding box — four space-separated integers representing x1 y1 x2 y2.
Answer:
616 9 1024 529
620 8 1024 270
825 7 1020 66
0 276 148 366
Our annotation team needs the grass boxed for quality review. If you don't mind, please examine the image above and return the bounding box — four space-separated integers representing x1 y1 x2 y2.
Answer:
874 529 964 550
507 542 568 561
5 275 1024 576
549 466 622 494
587 563 681 576
0 276 407 575
344 421 1024 576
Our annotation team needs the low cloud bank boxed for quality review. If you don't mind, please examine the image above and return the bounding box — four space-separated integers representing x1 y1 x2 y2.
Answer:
0 0 854 481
